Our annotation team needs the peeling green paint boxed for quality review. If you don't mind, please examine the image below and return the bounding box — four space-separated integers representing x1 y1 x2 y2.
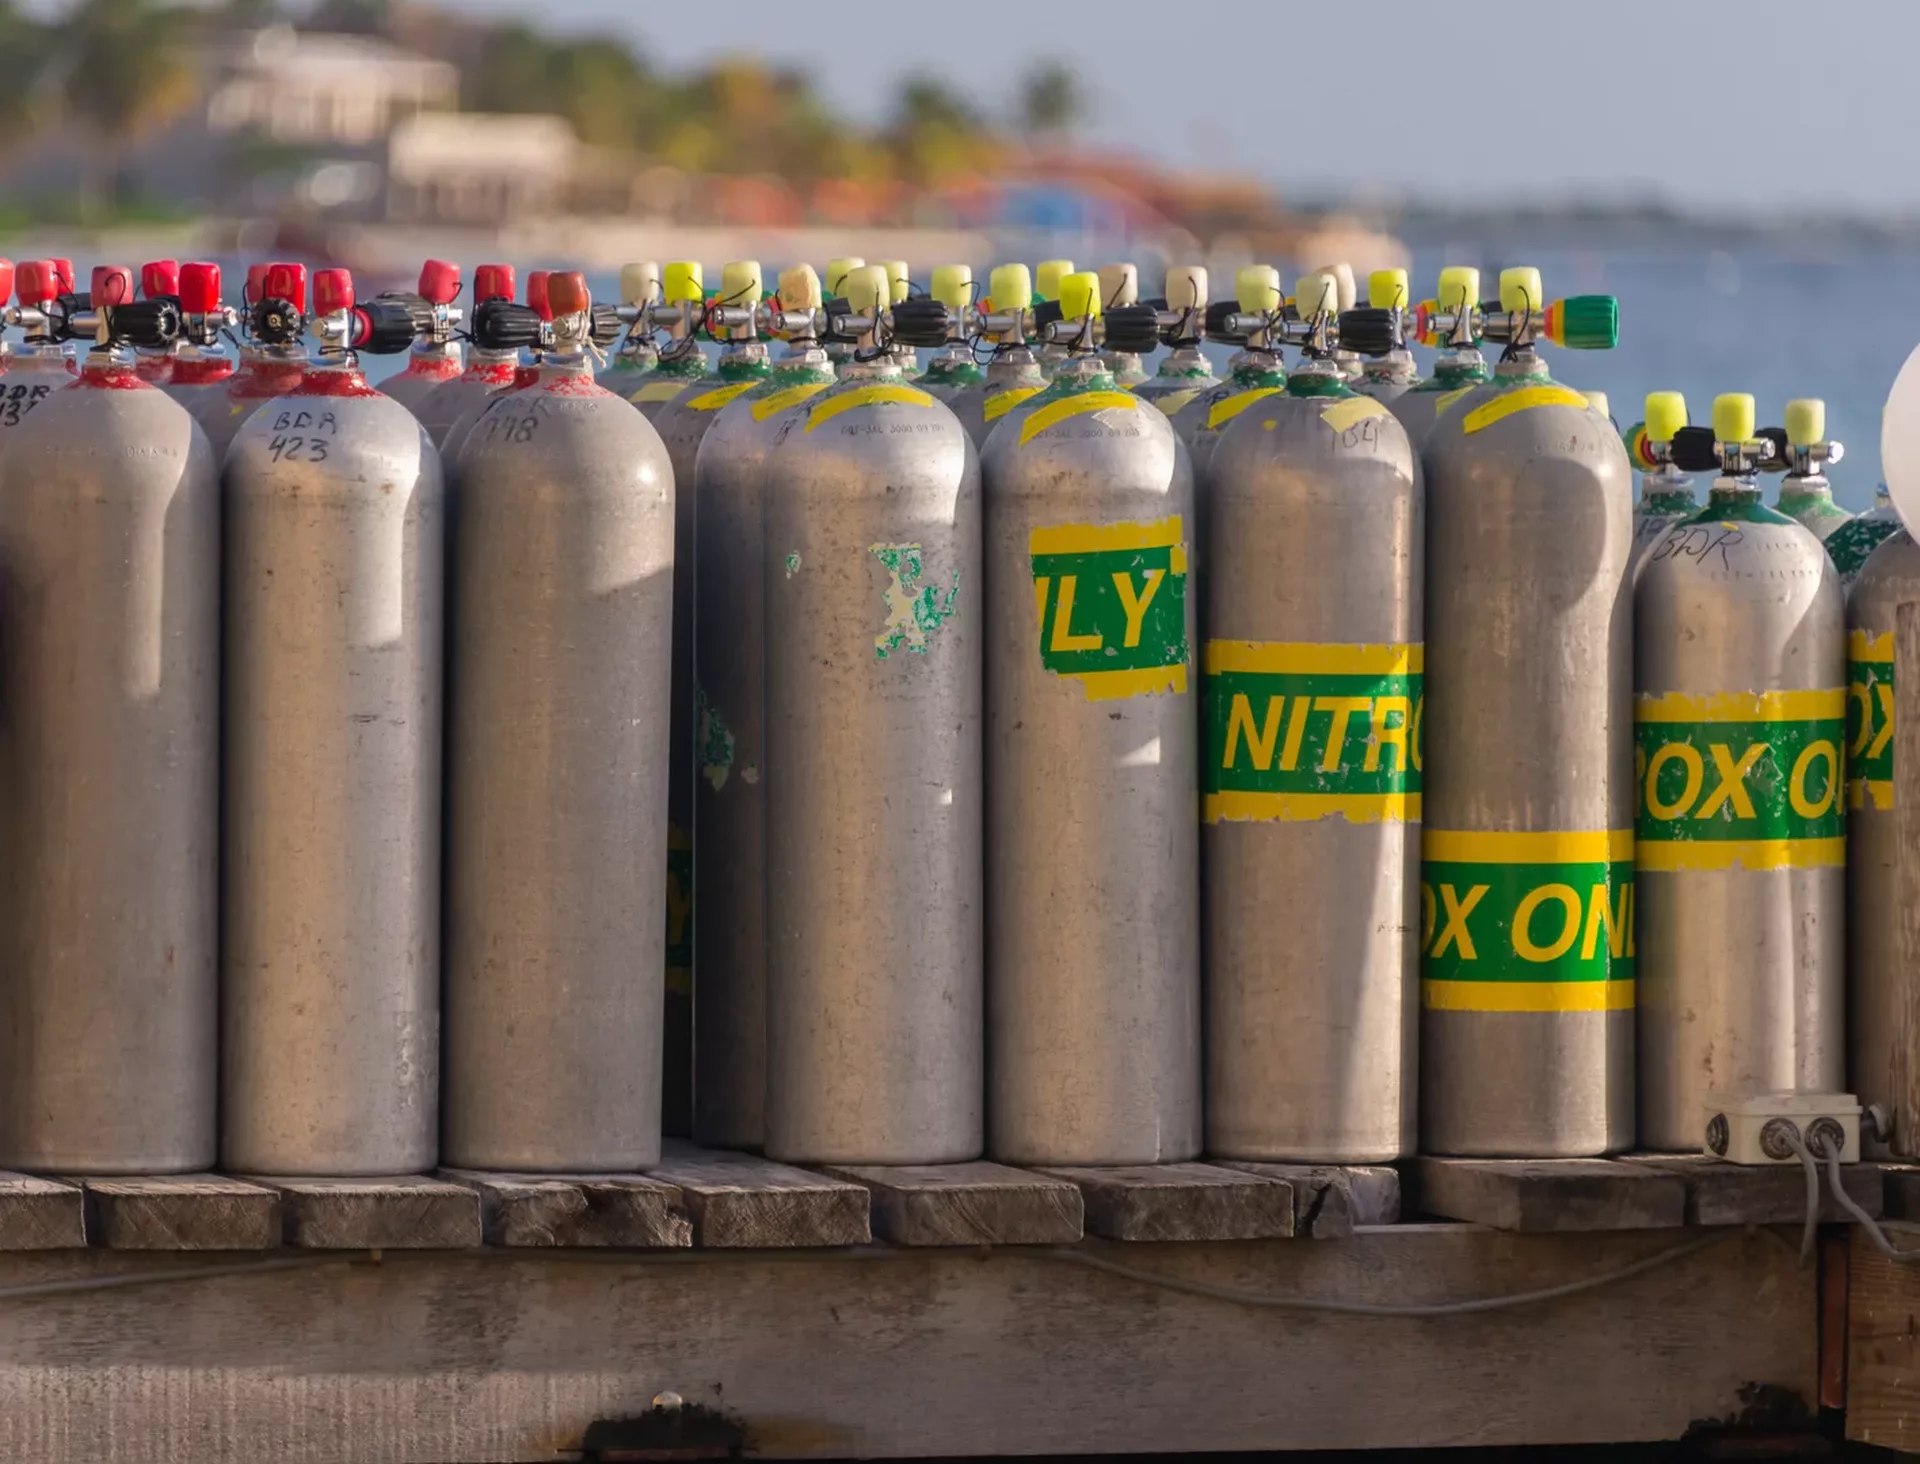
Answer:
784 551 802 577
870 542 960 659
697 685 736 791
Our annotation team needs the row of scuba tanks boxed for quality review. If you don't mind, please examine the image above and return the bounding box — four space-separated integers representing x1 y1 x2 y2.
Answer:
0 244 1889 1180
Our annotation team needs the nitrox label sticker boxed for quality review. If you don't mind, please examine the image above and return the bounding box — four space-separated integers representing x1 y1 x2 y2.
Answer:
1850 630 1894 811
1635 689 1845 869
1421 830 1635 1013
1202 641 1422 823
1030 517 1189 700
665 822 691 991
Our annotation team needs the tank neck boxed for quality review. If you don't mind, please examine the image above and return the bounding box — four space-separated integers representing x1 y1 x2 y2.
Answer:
1039 356 1118 396
922 352 984 386
987 346 1043 385
774 343 834 378
299 360 378 395
717 341 771 378
1779 474 1834 501
1230 351 1287 389
616 336 660 366
1363 350 1417 384
1641 464 1694 510
1156 345 1212 379
408 340 460 368
1494 349 1551 384
838 356 904 383
74 355 146 388
1286 357 1351 397
656 344 707 376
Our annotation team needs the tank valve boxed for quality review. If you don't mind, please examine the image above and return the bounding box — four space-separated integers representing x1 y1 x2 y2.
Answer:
1780 398 1844 475
52 265 182 353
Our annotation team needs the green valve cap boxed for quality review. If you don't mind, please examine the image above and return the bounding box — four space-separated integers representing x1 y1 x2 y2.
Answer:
1547 295 1618 350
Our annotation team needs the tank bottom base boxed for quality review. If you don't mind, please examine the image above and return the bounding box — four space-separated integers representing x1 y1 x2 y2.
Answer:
0 1152 216 1176
989 1141 1203 1167
766 1142 984 1166
438 1150 663 1175
1204 1138 1409 1165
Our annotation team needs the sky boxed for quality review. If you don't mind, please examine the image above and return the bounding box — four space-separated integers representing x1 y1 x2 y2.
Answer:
429 0 1920 215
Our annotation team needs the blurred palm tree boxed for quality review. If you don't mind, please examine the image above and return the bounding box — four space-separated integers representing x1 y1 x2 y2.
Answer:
1020 61 1083 138
57 0 201 219
893 75 994 185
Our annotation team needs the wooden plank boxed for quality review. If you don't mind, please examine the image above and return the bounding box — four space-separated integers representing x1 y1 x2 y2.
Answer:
649 1145 869 1248
439 1171 691 1249
1412 1157 1686 1232
1849 1222 1920 1450
247 1177 481 1250
820 1162 1083 1245
0 1225 1813 1460
1217 1162 1401 1239
0 1174 84 1250
1894 598 1920 1157
1039 1162 1293 1241
1625 1153 1884 1226
1878 1161 1920 1219
80 1175 280 1251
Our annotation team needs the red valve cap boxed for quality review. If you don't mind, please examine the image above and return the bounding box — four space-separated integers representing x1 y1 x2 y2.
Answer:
180 262 221 315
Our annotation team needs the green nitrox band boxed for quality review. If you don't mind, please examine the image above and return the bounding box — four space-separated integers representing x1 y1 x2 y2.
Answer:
1850 631 1894 811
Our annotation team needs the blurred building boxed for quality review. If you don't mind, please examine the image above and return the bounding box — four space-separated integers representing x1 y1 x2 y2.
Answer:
206 28 457 148
385 112 576 222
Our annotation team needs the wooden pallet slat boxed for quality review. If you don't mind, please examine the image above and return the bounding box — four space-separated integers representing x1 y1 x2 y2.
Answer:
1626 1153 1885 1226
0 1173 85 1250
650 1145 870 1248
822 1161 1084 1245
1412 1157 1687 1232
1217 1162 1402 1238
440 1171 692 1248
247 1176 482 1250
80 1174 280 1250
1040 1162 1294 1241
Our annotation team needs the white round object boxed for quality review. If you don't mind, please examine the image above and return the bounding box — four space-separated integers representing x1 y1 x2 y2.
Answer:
1881 340 1920 532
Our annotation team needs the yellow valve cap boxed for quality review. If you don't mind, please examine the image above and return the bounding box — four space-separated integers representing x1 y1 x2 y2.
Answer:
1294 271 1340 319
619 261 661 306
1583 391 1610 420
1165 265 1207 312
1786 398 1826 446
842 264 889 315
1499 266 1543 314
778 264 822 312
1713 392 1757 445
663 261 704 305
1237 264 1282 313
989 263 1033 311
825 256 865 297
930 264 972 311
1369 268 1409 310
1437 265 1480 315
1644 390 1688 443
880 259 910 304
1035 259 1075 300
1059 270 1102 320
1097 262 1138 308
720 260 762 304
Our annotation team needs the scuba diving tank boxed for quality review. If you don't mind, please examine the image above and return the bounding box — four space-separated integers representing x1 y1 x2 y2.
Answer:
443 272 675 1171
919 264 984 399
1391 267 1490 453
1829 482 1900 587
1130 266 1216 409
1096 262 1148 387
0 260 78 427
415 263 518 450
1635 393 1844 1151
821 255 864 373
1420 264 1632 1158
626 261 709 412
645 259 774 1133
1034 257 1075 374
1167 265 1286 475
1351 268 1418 402
980 270 1199 1165
377 258 465 414
691 264 841 1150
945 263 1048 448
1202 272 1421 1162
222 267 444 1176
1845 524 1920 1152
879 259 919 372
160 262 238 415
1626 392 1701 566
0 275 217 1173
135 258 179 383
190 261 310 459
762 264 981 1164
596 261 662 391
1771 398 1852 541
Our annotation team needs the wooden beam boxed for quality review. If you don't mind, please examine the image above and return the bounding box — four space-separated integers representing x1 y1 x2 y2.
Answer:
648 1146 869 1248
1411 1158 1686 1231
1893 598 1920 1157
1848 1223 1920 1450
1880 1161 1920 1219
247 1177 482 1250
80 1175 280 1250
1626 1154 1884 1226
1040 1163 1293 1241
441 1172 692 1249
821 1162 1083 1245
0 1226 1813 1460
0 1174 84 1250
1216 1162 1401 1238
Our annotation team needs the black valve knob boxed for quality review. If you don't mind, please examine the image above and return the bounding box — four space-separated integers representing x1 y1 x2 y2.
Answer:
1336 307 1399 358
888 296 951 348
101 299 182 350
470 299 543 352
1755 426 1792 471
590 304 624 347
1667 425 1720 474
249 295 306 347
1101 304 1161 355
352 299 419 355
1203 299 1245 345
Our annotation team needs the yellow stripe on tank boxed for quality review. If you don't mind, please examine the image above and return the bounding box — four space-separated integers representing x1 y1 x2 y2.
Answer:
1206 791 1419 824
750 382 831 420
983 385 1045 423
1205 387 1282 431
1423 829 1634 863
1635 837 1845 872
1017 390 1138 445
1076 666 1188 702
1635 687 1846 722
1850 628 1895 664
1422 979 1635 1013
1028 514 1185 558
1204 640 1422 676
805 383 933 431
1320 397 1390 432
1460 384 1590 435
686 380 758 412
